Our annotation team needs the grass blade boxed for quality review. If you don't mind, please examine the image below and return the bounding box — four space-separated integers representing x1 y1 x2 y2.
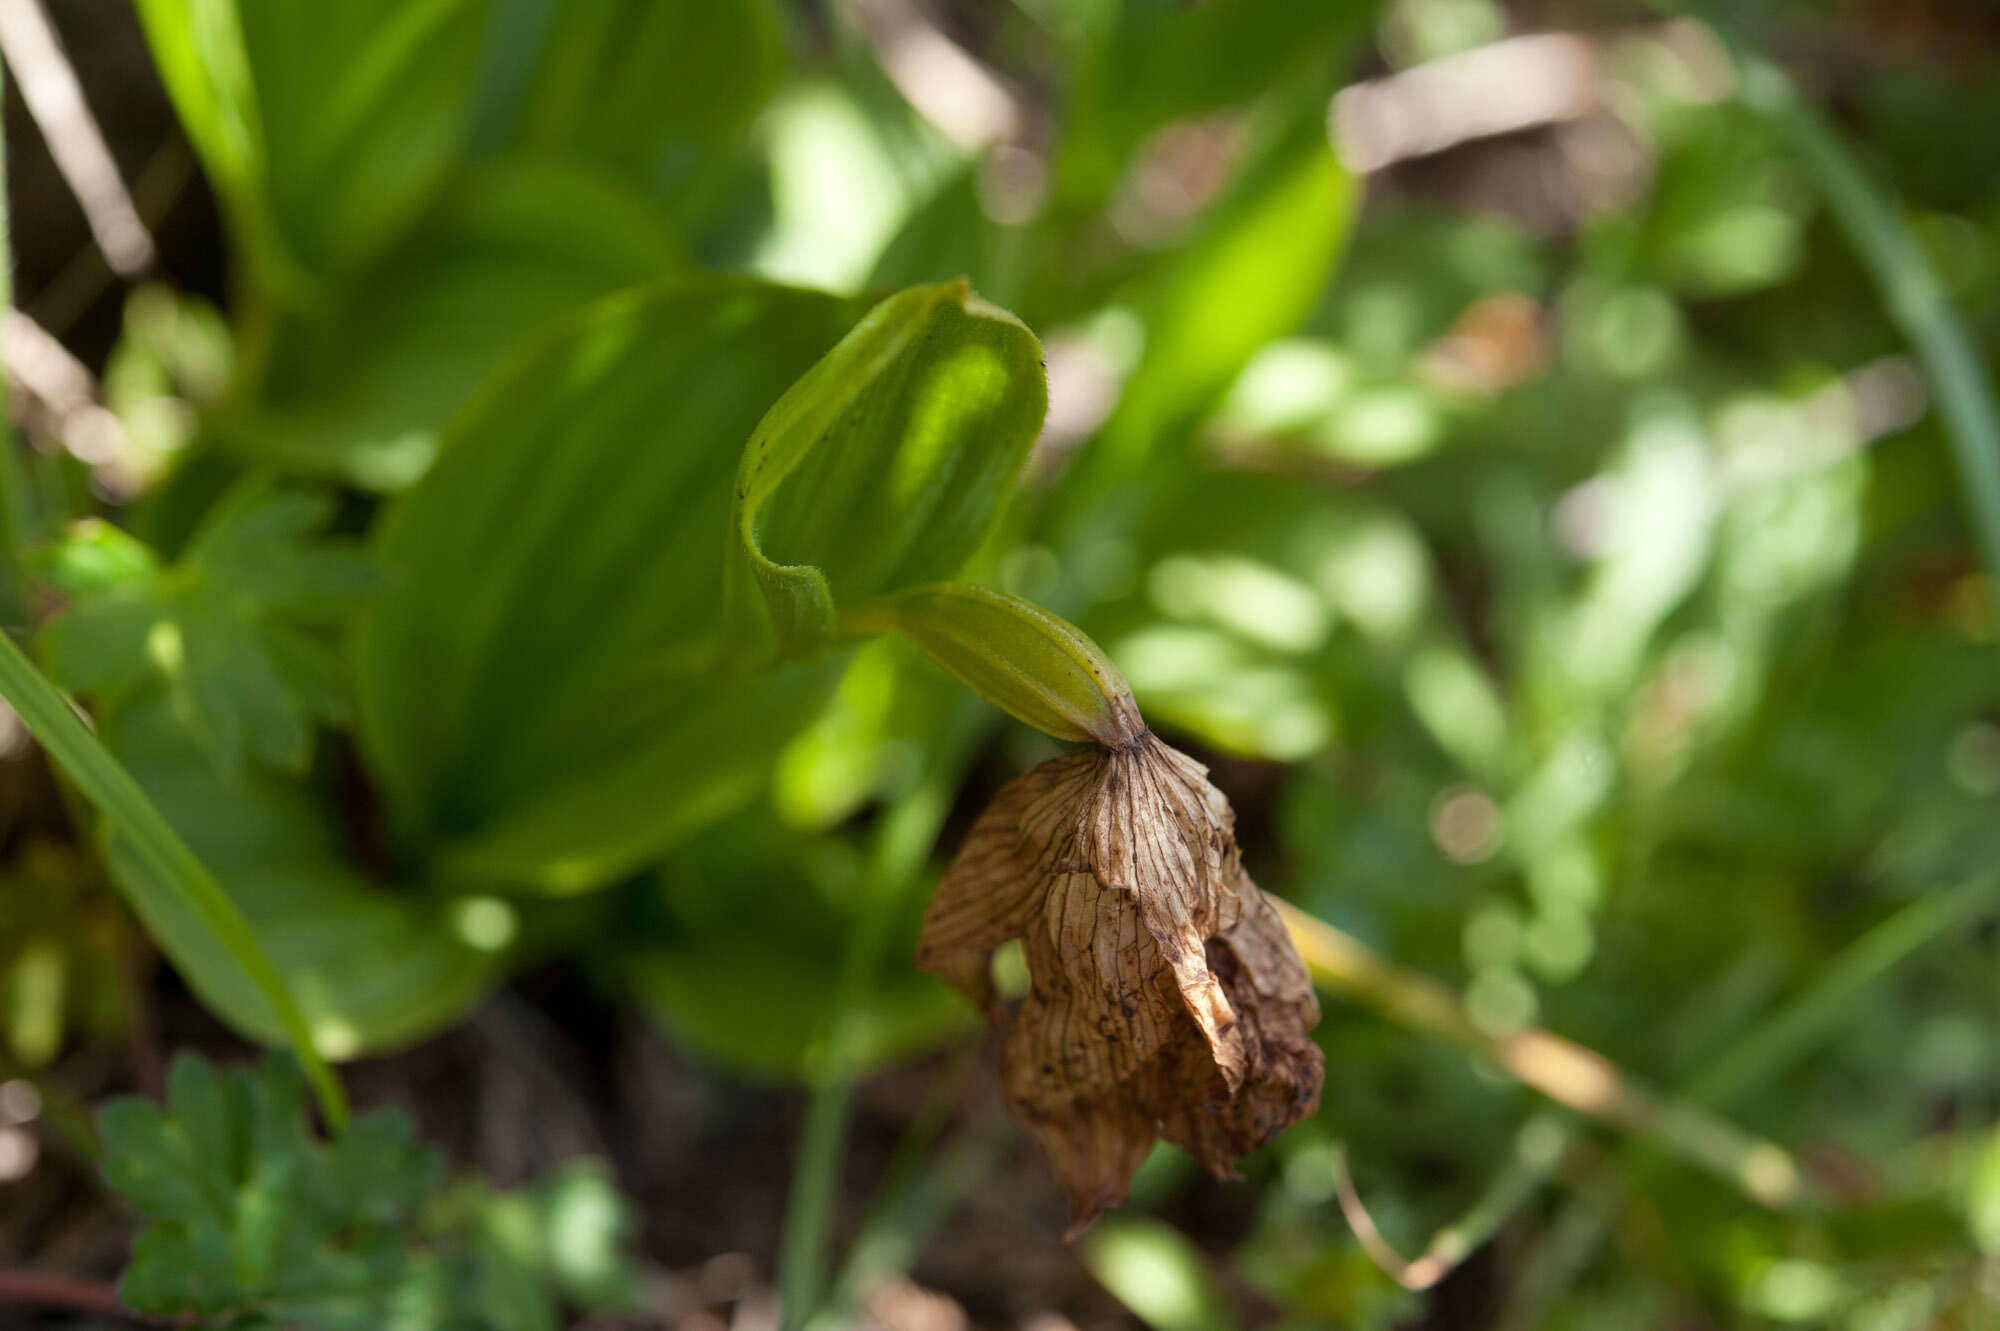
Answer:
0 627 348 1132
1734 47 2000 611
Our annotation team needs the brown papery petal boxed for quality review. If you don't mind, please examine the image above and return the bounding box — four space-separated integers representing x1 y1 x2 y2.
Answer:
917 732 1324 1234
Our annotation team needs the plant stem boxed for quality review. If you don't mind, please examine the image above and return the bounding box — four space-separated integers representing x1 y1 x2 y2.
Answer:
776 701 988 1331
1333 1111 1573 1290
826 1107 1013 1321
0 628 348 1132
1276 899 1804 1207
1732 49 2000 613
1501 865 2000 1327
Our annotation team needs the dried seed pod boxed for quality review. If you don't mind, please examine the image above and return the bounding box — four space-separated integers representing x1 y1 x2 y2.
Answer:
918 732 1323 1234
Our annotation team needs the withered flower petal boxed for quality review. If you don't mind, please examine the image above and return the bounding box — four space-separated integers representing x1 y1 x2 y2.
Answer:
917 733 1323 1234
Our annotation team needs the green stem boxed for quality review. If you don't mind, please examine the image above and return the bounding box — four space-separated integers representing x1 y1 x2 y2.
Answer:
825 1085 1011 1325
776 700 988 1331
1733 51 2000 612
778 1049 854 1331
1419 1113 1573 1275
0 629 347 1132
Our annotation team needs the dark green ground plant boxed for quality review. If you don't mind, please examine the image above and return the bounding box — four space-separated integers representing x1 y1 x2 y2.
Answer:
4 1 2000 1328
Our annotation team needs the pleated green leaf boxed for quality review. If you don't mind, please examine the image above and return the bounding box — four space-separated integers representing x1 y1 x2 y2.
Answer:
356 278 868 890
724 280 1047 663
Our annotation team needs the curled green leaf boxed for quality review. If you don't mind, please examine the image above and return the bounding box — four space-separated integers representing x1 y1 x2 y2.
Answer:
725 280 1048 664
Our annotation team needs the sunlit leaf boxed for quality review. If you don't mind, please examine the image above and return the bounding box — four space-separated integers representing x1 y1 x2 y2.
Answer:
1077 114 1360 497
725 280 1047 662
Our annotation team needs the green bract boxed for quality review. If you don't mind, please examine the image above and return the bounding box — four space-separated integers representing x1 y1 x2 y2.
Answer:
725 279 1049 663
843 583 1142 747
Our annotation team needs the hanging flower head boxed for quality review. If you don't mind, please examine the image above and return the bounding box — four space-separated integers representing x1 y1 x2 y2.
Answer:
917 729 1323 1234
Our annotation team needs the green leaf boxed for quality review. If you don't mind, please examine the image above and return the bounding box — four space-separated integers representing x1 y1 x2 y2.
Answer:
1082 1216 1242 1331
1968 1128 2000 1255
137 0 486 292
433 655 849 891
503 0 784 166
1082 112 1360 492
0 611 349 1132
1053 0 1367 210
102 692 502 1055
102 1053 437 1329
621 807 967 1079
132 0 269 270
104 1051 640 1331
34 518 160 596
223 160 683 489
356 278 871 889
842 583 1140 745
724 280 1048 663
866 167 1000 294
35 479 376 776
183 486 380 613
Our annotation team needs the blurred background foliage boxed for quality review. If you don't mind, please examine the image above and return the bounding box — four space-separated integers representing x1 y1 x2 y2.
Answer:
2 0 2000 1327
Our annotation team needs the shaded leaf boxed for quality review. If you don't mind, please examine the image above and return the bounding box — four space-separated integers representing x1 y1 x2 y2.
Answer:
622 806 967 1079
223 160 683 489
356 278 869 888
100 1053 635 1330
137 0 486 291
101 692 501 1055
504 0 783 167
36 481 376 776
102 1054 437 1329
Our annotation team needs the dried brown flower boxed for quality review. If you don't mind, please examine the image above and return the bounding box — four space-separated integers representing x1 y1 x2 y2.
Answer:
918 731 1323 1234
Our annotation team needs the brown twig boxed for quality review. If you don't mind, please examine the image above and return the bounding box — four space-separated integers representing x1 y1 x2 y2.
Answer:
0 1268 138 1319
1329 1142 1447 1290
1277 898 1806 1208
1329 1113 1575 1291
